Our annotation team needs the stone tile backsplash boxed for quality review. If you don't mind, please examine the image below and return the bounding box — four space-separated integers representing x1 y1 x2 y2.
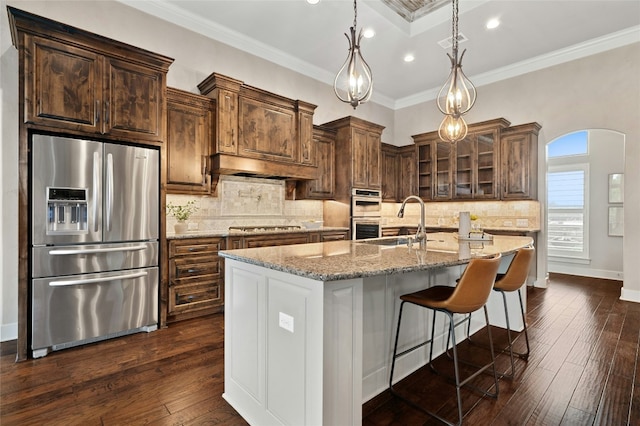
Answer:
168 175 540 233
167 175 323 232
381 200 541 230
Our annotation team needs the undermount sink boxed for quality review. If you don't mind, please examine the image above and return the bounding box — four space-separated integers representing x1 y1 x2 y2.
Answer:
361 236 439 247
361 237 412 246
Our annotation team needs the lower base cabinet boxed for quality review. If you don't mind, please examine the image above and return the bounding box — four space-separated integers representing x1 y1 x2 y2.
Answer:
166 230 348 323
167 237 225 323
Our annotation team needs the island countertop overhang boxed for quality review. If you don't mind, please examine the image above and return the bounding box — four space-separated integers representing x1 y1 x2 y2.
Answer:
219 232 533 281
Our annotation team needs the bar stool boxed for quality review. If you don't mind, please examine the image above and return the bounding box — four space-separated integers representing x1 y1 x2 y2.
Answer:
474 246 535 379
389 254 502 426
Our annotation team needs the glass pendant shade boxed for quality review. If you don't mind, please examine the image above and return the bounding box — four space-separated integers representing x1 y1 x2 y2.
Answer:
334 26 373 109
438 114 468 143
436 49 477 116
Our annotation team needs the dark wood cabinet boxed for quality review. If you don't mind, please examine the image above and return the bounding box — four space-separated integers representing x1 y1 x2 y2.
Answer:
381 143 399 201
166 88 214 195
297 125 336 199
22 33 170 143
413 118 537 201
323 116 384 199
501 123 541 200
398 145 417 200
198 73 318 185
309 230 350 242
167 237 225 323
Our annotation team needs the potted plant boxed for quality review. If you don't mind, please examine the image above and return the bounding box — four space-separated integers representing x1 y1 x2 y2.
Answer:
167 200 198 233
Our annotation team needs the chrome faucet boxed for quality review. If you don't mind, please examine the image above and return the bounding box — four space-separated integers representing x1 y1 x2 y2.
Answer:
397 195 427 249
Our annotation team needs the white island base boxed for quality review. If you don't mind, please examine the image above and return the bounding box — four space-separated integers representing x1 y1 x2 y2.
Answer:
222 252 526 425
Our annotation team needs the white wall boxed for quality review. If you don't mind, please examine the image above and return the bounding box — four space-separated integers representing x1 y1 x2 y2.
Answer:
1 0 639 340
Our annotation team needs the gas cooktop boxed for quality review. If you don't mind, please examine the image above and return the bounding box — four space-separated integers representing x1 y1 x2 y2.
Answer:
228 225 303 233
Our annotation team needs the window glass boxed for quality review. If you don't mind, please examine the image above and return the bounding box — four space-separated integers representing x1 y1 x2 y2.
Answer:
547 131 588 158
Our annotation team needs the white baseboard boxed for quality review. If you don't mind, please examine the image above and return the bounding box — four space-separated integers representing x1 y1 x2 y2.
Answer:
620 288 640 303
1 322 18 342
548 264 623 281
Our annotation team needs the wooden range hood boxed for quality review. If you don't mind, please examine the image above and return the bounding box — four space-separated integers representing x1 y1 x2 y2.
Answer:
198 73 318 195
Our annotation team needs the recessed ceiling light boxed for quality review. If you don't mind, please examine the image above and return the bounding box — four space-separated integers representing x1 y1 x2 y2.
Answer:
363 28 375 38
404 54 415 63
486 18 500 29
307 0 320 4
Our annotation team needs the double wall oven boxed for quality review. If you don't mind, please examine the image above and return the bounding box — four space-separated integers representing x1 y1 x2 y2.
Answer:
351 188 382 240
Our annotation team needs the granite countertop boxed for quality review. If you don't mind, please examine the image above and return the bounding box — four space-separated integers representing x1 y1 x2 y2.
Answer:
219 232 533 281
167 226 349 240
381 224 540 233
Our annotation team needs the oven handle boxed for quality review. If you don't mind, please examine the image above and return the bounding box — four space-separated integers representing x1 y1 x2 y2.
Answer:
49 244 148 256
49 271 148 287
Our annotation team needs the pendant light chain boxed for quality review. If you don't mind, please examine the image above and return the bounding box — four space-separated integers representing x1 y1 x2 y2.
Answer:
353 0 358 30
452 0 459 53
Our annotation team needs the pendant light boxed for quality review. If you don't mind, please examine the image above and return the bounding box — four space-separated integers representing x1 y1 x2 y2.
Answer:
334 0 373 109
437 0 476 142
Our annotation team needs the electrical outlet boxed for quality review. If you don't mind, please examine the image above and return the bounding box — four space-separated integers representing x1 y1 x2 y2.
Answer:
516 218 529 227
503 220 513 227
279 312 294 333
188 222 199 230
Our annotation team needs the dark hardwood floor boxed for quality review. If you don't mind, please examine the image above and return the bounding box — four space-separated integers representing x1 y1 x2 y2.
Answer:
1 273 638 425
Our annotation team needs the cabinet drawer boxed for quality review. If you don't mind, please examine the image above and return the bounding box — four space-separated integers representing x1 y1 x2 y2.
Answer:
169 279 222 313
169 239 224 257
169 256 222 280
244 233 309 248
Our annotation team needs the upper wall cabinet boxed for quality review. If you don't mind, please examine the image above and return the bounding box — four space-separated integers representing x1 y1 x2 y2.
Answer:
9 7 173 144
166 88 215 195
414 118 539 201
323 116 384 199
197 73 318 185
381 143 417 202
297 125 337 200
501 122 541 200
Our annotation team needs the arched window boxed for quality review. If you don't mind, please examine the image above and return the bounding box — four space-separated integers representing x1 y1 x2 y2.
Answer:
547 131 589 259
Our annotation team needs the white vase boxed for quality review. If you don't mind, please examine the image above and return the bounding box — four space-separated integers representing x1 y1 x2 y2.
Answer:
174 221 188 234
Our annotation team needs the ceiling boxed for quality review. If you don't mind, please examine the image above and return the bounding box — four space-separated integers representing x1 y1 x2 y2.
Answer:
119 0 640 109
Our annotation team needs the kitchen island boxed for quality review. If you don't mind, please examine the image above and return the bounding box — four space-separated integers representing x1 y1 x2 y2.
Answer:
219 232 533 426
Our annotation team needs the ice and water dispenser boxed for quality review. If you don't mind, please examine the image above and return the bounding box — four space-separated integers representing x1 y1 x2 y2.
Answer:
46 187 89 235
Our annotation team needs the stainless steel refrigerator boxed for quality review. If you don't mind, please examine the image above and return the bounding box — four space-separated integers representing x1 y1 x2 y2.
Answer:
30 134 160 358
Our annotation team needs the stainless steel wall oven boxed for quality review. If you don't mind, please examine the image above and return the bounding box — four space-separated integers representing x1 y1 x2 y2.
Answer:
351 188 382 239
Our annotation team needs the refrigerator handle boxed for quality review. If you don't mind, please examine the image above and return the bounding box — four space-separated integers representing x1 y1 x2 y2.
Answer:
49 244 148 256
49 271 148 287
106 153 114 231
93 152 100 232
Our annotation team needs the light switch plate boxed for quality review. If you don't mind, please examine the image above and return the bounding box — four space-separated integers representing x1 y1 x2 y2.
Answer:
516 218 529 227
279 312 294 333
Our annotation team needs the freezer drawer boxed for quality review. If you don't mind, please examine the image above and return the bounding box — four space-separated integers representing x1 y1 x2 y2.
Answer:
31 267 158 355
32 241 158 278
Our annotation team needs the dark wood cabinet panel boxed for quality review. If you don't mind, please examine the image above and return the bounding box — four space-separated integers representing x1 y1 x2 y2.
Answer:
381 144 399 201
167 237 225 323
166 88 214 195
501 123 541 200
398 145 417 200
25 35 102 132
297 125 336 199
105 58 164 140
239 97 296 162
